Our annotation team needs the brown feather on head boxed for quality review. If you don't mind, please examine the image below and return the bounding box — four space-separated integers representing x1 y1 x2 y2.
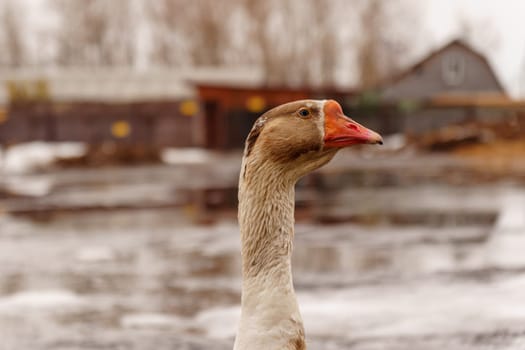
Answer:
243 100 325 162
242 100 382 176
244 116 267 158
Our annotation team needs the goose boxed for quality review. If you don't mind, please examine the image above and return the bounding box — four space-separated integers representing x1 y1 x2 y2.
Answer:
234 99 383 349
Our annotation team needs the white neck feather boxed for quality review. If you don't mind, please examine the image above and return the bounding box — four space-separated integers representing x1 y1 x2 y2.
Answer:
234 157 305 350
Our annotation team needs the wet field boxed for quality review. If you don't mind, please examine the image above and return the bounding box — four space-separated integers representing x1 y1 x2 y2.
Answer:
1 150 525 349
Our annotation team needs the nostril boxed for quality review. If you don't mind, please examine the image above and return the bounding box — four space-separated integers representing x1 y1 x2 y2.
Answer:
347 123 359 131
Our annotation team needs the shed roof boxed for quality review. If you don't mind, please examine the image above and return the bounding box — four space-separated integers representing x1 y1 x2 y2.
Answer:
0 66 265 104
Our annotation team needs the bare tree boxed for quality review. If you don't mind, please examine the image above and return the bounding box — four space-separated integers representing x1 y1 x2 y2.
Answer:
147 0 236 67
0 0 26 67
355 0 381 89
241 0 342 87
311 0 339 87
40 0 423 89
51 0 136 66
150 0 422 88
147 0 192 66
241 0 276 83
355 0 423 89
189 0 232 66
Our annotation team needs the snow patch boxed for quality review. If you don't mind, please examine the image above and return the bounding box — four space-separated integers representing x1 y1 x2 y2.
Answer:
0 216 36 237
0 290 86 311
494 192 525 232
2 142 86 173
161 148 210 165
194 277 525 341
194 305 239 339
121 312 187 330
75 246 116 263
3 176 52 197
382 133 406 151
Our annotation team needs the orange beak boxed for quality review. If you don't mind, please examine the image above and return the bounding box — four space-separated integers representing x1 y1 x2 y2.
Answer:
323 100 383 148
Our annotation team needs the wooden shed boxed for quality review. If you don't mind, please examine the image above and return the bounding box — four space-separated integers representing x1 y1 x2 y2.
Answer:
0 100 199 147
0 69 204 148
196 84 353 150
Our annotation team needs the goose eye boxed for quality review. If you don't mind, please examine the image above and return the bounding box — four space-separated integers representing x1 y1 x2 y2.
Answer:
298 108 310 118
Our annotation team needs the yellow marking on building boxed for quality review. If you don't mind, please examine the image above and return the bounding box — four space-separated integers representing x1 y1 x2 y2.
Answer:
111 120 131 138
34 79 50 100
0 108 7 124
179 100 199 117
246 96 266 113
6 79 50 102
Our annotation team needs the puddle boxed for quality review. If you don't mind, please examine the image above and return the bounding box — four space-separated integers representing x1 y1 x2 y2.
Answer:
0 209 524 349
0 162 524 349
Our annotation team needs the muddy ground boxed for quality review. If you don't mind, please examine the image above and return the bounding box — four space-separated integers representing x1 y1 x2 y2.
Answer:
1 150 525 349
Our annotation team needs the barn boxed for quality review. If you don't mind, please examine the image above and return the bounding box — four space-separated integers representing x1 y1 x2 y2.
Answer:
377 39 510 134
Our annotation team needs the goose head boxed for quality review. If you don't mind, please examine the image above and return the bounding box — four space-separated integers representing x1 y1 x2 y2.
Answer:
242 99 383 181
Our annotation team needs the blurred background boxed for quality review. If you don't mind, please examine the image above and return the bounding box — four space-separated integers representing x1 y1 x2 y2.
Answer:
1 0 525 349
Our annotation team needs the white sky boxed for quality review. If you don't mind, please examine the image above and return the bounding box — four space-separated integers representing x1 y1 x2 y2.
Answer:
20 0 525 97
